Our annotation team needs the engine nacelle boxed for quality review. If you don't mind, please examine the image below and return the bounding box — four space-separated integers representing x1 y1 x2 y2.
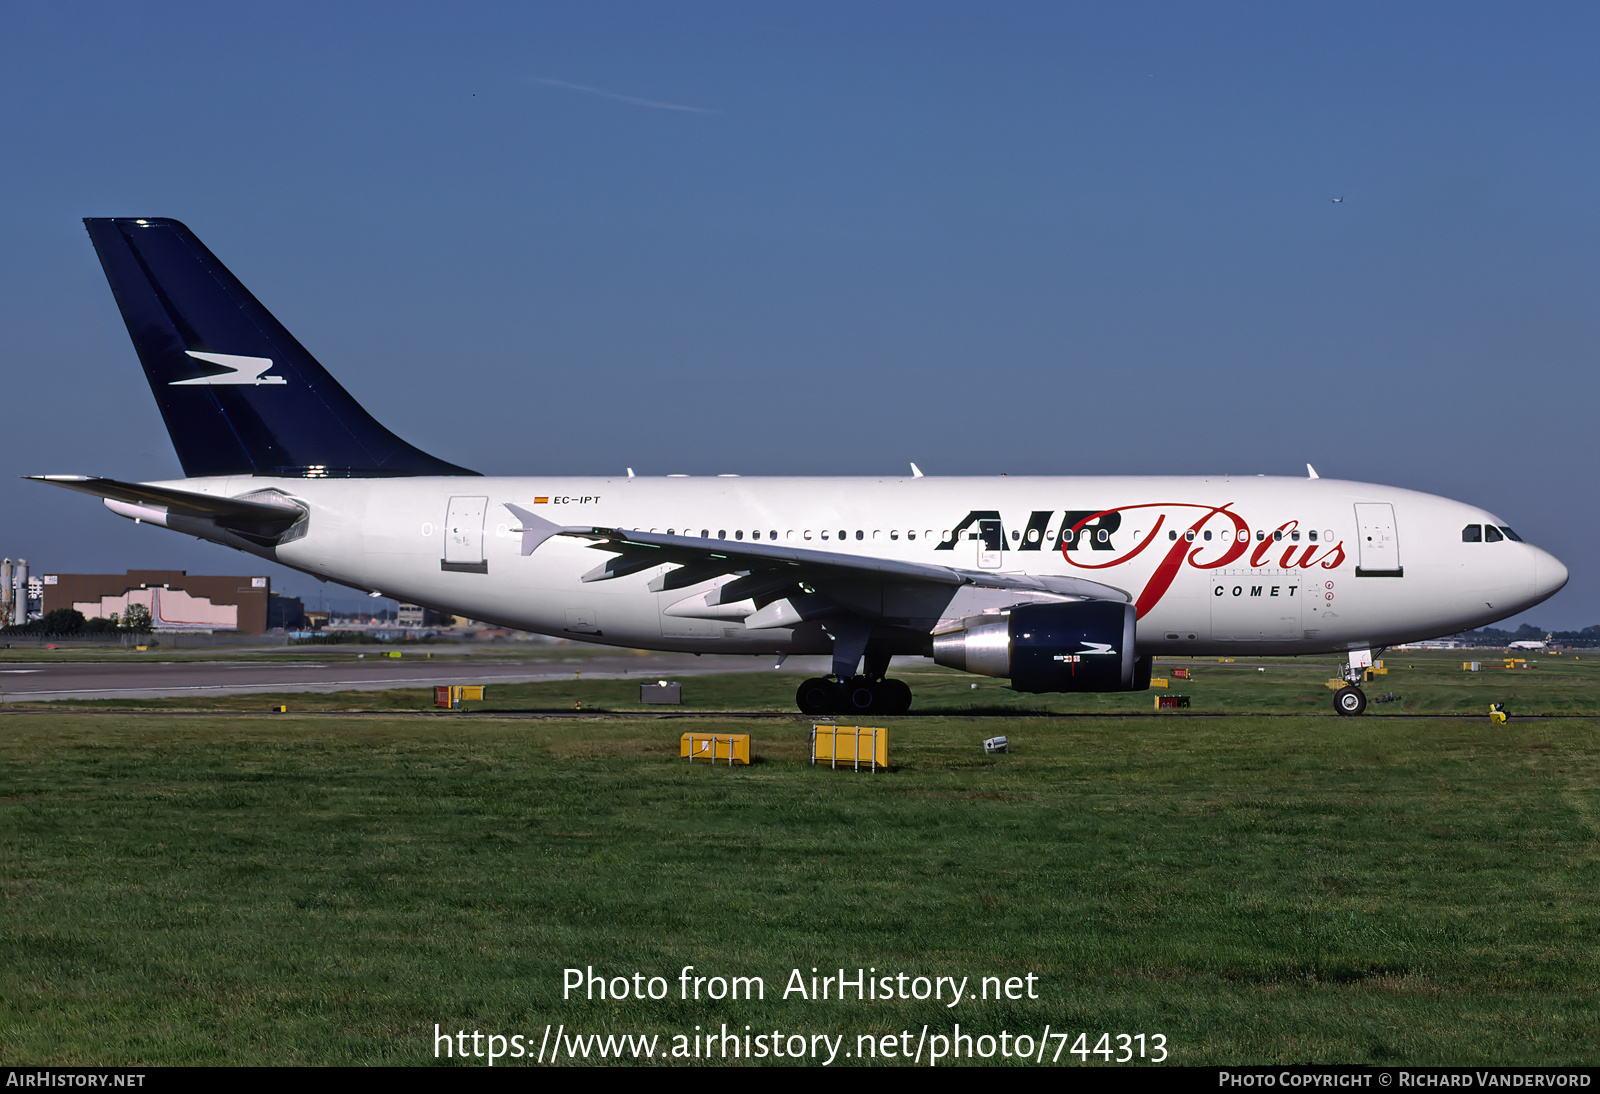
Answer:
931 601 1150 692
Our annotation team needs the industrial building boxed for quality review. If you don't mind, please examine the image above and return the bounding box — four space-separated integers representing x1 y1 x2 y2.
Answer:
40 570 272 634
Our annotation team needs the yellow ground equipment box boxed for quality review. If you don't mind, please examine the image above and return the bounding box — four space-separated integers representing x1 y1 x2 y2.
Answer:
434 685 485 709
811 725 889 771
1150 676 1169 688
681 733 750 766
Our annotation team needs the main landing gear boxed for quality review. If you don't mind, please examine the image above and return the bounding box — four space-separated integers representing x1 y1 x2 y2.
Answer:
796 675 913 716
798 618 913 715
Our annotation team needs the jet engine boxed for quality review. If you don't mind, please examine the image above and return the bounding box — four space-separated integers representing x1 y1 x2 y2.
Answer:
931 601 1151 692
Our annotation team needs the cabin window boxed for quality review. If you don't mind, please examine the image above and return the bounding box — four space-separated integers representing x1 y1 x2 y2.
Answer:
1462 524 1482 542
770 530 777 540
701 529 709 538
1308 530 1317 542
803 530 812 540
1256 531 1265 541
1290 530 1300 542
820 530 829 540
907 531 916 540
841 530 848 541
735 530 744 540
1273 530 1282 541
855 530 863 540
1184 530 1195 542
718 529 726 539
1324 529 1334 542
1485 525 1504 542
890 530 899 540
1169 530 1178 541
1203 530 1212 541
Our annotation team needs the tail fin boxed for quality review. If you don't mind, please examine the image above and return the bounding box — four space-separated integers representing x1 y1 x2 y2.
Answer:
83 217 477 479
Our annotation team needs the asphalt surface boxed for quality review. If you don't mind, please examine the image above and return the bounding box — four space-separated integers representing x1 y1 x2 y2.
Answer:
0 652 836 702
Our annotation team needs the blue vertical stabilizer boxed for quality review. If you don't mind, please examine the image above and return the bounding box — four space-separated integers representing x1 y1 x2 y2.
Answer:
84 217 477 478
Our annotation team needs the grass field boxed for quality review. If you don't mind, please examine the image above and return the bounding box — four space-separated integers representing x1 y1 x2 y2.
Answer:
3 655 1598 1066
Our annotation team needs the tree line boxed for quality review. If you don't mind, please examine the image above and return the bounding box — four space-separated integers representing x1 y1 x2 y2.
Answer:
3 605 152 636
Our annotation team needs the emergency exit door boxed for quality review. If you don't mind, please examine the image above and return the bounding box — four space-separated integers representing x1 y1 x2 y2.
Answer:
976 519 1005 568
1354 503 1402 577
441 496 489 573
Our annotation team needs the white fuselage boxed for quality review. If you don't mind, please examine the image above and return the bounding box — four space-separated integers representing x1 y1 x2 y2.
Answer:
135 473 1568 659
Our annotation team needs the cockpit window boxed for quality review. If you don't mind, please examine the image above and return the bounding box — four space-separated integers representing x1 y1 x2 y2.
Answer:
1500 526 1523 542
1485 525 1504 542
1462 524 1482 542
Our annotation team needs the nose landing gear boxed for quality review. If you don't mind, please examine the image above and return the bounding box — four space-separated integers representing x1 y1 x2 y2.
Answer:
1333 685 1367 716
1332 649 1375 716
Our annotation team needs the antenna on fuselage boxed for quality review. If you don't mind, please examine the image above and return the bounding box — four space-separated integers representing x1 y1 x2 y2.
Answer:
910 463 924 478
1306 464 1319 479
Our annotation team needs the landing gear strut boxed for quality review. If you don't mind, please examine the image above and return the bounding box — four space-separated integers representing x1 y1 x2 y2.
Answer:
795 676 912 716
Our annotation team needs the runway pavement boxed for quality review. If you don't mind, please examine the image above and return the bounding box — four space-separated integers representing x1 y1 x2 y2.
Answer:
0 652 836 702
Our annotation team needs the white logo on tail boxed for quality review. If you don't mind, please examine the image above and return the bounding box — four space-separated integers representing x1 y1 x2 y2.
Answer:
170 351 286 386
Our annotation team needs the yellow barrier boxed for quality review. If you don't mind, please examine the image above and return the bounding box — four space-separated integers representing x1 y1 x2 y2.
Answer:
811 725 889 771
434 685 486 708
681 733 750 766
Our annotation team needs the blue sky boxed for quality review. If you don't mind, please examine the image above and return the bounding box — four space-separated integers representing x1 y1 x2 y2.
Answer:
3 2 1596 627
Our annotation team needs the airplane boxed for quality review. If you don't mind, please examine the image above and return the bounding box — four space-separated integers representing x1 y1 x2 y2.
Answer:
31 217 1570 718
1508 639 1548 651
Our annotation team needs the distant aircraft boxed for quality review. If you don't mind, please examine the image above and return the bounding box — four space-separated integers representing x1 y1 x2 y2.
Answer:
33 218 1569 717
1508 639 1547 651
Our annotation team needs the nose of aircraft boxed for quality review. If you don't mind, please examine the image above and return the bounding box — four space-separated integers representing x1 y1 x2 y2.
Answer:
1531 545 1569 604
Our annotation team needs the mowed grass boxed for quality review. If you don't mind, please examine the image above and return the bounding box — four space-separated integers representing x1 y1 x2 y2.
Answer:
3 702 1599 1065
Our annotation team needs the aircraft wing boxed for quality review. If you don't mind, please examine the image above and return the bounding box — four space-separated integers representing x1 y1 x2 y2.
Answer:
506 504 1129 629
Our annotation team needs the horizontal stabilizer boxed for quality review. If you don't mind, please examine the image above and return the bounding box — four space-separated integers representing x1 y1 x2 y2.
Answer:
28 475 303 525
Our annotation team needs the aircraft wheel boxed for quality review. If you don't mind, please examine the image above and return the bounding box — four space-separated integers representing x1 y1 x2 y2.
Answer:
796 678 836 715
844 677 879 714
880 679 912 715
1333 685 1367 717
